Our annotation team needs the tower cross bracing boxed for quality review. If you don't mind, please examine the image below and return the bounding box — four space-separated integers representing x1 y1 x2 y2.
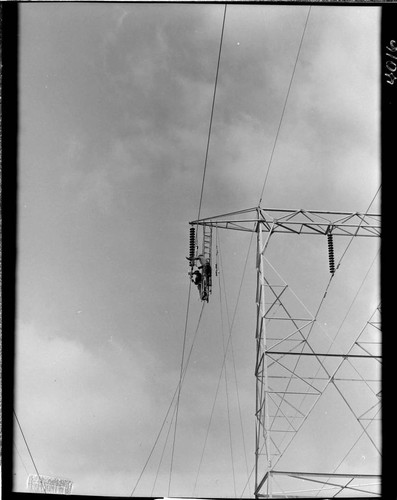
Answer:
191 207 380 237
190 207 381 498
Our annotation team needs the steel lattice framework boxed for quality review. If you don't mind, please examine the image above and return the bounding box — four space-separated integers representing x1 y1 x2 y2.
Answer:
190 207 381 237
190 207 381 498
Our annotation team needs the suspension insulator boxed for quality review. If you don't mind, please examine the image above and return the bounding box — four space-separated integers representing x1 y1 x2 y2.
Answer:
327 233 335 274
189 227 195 262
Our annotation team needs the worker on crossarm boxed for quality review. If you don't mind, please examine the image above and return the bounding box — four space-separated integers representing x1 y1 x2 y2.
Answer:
190 270 202 285
202 258 212 287
188 254 206 268
188 254 211 302
189 270 203 298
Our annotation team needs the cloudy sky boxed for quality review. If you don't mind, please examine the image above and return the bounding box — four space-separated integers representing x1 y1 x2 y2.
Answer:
14 3 381 498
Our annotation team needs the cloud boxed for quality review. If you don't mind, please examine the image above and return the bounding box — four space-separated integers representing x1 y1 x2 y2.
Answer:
52 4 379 222
14 321 160 494
16 5 381 497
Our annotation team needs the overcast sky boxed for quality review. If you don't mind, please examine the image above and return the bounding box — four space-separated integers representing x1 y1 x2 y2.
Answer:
15 3 381 497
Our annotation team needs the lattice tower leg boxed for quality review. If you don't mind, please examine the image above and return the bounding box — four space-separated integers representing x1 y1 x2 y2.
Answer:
255 222 272 498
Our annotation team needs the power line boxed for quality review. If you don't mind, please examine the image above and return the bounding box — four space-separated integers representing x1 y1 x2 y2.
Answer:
335 185 381 273
267 248 380 469
258 6 311 205
151 393 179 496
13 440 30 476
193 230 254 496
191 10 313 487
130 301 206 497
168 6 227 495
316 405 381 497
280 184 381 377
218 260 237 497
168 279 196 496
329 248 380 351
192 304 229 496
217 229 252 496
197 3 227 222
304 184 381 348
267 186 382 470
13 410 46 493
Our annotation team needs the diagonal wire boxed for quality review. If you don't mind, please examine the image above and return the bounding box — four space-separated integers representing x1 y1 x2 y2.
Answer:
270 263 380 467
218 265 237 497
193 230 254 496
271 186 381 463
302 185 381 351
334 186 381 273
258 6 311 205
130 299 205 497
192 327 228 496
151 393 179 496
168 280 194 495
13 440 30 476
13 410 46 493
192 256 236 497
329 248 380 353
218 230 252 496
197 3 227 222
168 7 227 494
315 406 382 498
271 305 383 472
260 186 381 463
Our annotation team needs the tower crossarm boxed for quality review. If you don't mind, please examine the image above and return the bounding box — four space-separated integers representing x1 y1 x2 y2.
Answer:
188 206 381 498
190 207 381 237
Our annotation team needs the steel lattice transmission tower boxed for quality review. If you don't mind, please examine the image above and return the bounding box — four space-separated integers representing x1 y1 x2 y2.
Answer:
190 206 381 498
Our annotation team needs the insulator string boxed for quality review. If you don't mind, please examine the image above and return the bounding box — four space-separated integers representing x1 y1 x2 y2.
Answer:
327 233 335 274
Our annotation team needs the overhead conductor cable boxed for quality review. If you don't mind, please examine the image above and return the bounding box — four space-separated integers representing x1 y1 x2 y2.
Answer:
169 5 227 496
